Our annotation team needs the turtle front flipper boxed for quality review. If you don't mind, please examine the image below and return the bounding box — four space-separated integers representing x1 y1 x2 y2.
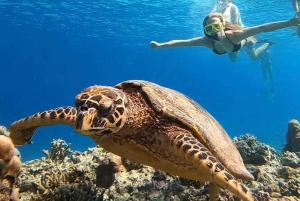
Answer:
9 107 77 146
171 134 254 201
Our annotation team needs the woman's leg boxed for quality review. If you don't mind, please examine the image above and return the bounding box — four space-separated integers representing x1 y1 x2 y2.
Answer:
259 50 275 97
244 41 270 60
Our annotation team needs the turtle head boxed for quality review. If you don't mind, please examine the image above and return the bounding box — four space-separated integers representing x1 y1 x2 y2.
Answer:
74 85 128 136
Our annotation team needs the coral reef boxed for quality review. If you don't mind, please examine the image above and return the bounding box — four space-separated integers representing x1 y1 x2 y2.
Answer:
9 135 300 201
284 119 300 153
0 176 18 201
43 139 72 162
0 126 22 201
0 135 15 176
0 125 9 137
233 133 277 165
278 151 300 168
17 142 107 201
5 120 300 200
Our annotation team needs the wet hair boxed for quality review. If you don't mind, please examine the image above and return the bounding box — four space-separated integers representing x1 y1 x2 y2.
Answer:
203 13 225 28
203 12 243 30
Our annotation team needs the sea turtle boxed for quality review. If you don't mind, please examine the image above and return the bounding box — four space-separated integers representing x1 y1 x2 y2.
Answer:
9 80 254 201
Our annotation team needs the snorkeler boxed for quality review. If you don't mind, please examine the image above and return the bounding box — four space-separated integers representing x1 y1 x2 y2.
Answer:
150 13 300 56
212 0 272 61
212 0 275 96
293 0 300 37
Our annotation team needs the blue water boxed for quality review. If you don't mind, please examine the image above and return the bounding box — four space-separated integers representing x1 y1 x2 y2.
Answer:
0 0 299 162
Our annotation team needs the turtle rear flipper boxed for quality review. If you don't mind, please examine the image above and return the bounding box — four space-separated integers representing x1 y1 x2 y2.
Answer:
9 106 77 146
171 133 254 201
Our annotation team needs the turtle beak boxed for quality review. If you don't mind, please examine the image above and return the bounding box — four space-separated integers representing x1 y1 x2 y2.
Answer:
75 107 102 135
75 111 84 132
75 111 94 135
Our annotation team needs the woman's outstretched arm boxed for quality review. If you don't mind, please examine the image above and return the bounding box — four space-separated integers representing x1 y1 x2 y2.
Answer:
150 36 213 49
227 15 300 44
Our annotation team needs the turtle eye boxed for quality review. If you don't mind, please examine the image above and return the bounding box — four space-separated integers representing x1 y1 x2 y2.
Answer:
115 98 122 105
80 104 89 112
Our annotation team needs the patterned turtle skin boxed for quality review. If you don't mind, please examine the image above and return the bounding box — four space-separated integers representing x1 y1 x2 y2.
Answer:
9 80 254 201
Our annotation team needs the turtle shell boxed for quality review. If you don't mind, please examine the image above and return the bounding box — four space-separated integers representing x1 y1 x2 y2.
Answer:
115 80 253 181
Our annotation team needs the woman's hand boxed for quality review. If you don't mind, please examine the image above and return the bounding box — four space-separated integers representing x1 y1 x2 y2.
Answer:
289 12 300 26
150 41 160 48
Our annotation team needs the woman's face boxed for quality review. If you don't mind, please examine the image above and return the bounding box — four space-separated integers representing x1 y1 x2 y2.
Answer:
205 18 224 35
204 17 225 41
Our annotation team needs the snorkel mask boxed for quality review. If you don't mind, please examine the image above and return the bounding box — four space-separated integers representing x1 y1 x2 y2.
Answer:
205 21 224 35
203 15 225 41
